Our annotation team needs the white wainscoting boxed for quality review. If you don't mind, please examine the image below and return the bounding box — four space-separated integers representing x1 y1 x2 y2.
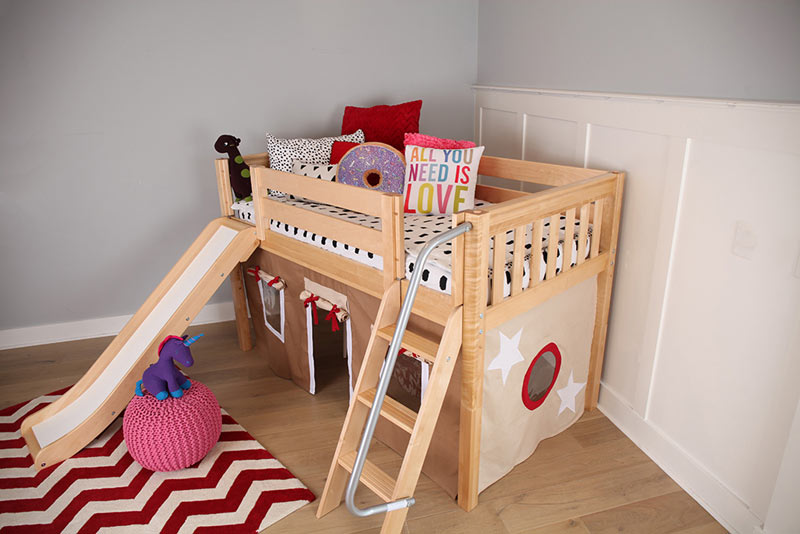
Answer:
0 301 236 350
474 86 800 534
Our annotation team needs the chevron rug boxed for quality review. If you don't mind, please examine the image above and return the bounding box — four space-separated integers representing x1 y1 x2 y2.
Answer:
0 387 315 533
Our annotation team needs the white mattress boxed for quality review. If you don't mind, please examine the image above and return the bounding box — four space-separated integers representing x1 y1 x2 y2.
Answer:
233 193 590 296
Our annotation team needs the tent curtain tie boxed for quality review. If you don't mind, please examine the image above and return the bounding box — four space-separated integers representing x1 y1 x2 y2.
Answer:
304 294 319 325
246 265 260 281
267 276 280 287
326 304 341 332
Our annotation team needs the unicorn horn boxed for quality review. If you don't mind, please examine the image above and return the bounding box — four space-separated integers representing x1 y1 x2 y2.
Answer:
183 333 204 346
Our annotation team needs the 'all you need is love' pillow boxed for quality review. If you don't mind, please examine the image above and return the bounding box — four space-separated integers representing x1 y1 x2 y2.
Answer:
403 145 484 215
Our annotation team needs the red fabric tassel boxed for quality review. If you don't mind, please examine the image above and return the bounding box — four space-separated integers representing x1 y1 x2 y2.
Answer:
267 276 280 287
247 265 260 281
326 304 341 332
304 294 319 325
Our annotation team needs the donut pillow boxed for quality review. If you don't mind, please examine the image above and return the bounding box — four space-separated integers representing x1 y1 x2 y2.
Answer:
403 144 485 215
337 142 405 194
341 100 422 152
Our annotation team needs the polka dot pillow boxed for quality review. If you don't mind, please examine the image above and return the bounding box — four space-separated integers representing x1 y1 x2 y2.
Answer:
266 130 364 173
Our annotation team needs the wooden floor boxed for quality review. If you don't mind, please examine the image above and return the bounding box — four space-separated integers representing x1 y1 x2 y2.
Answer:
0 320 727 534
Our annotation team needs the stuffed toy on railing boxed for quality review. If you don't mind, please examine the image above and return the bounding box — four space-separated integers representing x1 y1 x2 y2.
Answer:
214 134 252 200
135 334 203 400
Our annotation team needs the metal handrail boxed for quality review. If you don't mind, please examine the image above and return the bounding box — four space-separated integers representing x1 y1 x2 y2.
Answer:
345 221 473 518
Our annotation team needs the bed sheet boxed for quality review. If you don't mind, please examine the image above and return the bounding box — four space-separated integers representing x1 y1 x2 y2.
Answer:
232 194 590 296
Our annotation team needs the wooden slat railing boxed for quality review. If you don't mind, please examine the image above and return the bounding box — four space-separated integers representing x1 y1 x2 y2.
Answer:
476 172 618 324
483 172 617 235
251 165 404 288
478 155 607 186
577 203 590 264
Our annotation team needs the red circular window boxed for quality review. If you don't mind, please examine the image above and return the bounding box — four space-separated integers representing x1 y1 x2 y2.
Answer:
521 342 562 411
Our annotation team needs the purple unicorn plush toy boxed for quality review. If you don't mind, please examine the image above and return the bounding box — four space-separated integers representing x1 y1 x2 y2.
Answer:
135 334 203 401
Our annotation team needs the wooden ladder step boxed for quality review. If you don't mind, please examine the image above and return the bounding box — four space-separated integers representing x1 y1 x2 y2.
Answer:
377 325 439 363
358 388 417 434
337 450 396 502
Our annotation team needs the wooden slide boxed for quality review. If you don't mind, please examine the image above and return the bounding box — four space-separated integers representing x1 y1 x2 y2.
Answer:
20 217 259 470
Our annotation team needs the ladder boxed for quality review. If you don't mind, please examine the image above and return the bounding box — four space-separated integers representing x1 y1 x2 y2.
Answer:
316 222 472 533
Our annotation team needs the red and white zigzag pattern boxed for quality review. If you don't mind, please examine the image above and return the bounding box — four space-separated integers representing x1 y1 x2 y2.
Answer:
0 387 315 533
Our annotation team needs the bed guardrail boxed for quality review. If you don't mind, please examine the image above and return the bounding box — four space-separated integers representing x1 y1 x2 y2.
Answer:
250 166 405 288
479 172 620 323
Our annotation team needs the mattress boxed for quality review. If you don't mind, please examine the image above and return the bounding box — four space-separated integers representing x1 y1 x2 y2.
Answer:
232 194 590 297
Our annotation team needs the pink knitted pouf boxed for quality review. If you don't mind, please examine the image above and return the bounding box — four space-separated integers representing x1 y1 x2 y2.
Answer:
123 379 221 471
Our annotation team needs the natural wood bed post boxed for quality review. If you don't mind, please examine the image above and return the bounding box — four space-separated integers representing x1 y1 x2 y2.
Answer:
380 194 404 291
215 157 255 352
586 171 625 409
458 209 489 512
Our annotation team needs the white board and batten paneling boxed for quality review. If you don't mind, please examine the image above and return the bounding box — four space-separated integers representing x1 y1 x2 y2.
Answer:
474 86 800 534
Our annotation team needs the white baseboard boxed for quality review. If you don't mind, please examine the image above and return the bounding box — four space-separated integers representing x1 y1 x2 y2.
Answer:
598 383 763 534
0 301 236 350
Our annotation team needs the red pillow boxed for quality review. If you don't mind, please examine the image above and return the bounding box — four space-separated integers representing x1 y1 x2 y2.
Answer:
341 100 422 152
330 141 360 164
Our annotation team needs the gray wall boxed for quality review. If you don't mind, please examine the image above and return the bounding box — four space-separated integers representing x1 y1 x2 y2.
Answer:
477 0 800 102
0 0 478 330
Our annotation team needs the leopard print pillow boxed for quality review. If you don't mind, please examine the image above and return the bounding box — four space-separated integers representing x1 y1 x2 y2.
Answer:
265 129 364 173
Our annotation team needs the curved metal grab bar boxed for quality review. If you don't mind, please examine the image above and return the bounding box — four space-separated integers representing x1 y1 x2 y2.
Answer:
345 221 473 518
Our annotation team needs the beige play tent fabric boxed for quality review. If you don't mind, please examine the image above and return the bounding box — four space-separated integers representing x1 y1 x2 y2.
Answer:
479 276 597 492
243 248 597 498
243 249 462 495
244 250 380 394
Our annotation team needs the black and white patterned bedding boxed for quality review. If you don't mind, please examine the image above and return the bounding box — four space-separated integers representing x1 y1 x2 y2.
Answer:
232 194 591 297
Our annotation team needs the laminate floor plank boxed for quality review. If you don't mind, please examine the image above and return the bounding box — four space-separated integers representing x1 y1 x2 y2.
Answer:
579 491 728 534
0 320 726 533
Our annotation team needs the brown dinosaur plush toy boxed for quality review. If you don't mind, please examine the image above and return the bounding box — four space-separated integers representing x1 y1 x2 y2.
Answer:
214 135 251 200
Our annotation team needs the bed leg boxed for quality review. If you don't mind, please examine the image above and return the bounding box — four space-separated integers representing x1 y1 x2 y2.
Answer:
230 263 253 352
586 172 625 410
587 270 613 410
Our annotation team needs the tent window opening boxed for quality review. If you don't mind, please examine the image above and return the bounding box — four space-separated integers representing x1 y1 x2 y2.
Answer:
308 312 348 394
255 272 285 343
386 349 430 413
521 342 562 411
302 285 352 396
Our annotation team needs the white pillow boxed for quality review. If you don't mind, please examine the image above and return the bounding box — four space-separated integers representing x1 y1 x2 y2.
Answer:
403 145 485 214
291 161 337 182
288 161 338 201
266 130 364 173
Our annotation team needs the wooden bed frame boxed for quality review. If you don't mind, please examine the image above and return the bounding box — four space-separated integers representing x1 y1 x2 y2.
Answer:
215 153 624 511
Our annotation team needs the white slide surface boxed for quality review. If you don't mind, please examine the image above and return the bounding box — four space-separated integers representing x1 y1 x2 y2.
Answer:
21 217 258 469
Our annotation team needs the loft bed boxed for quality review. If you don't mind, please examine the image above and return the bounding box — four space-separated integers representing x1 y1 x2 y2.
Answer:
215 151 624 527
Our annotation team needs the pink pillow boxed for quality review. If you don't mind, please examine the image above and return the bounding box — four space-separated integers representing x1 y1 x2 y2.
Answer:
404 133 476 150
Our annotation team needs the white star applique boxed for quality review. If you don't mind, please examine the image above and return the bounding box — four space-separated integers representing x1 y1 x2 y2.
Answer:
557 371 586 415
487 329 525 385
